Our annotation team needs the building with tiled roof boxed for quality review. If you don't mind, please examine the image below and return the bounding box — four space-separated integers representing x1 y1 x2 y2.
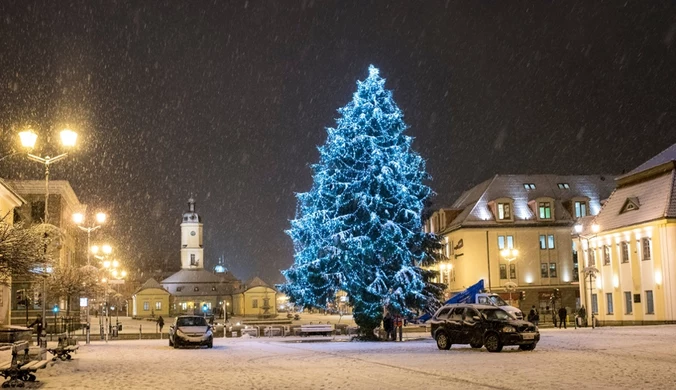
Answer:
133 198 277 319
131 278 170 318
426 174 615 318
575 143 676 325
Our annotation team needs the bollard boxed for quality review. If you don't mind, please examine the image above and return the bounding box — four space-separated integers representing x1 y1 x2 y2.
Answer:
139 324 142 340
86 323 90 345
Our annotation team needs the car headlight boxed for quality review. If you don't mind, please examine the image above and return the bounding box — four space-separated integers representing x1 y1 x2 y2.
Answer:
502 325 516 333
176 329 185 337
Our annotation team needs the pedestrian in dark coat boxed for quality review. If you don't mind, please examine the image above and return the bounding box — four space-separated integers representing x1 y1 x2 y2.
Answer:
157 316 165 333
383 313 394 341
28 315 44 345
558 307 568 329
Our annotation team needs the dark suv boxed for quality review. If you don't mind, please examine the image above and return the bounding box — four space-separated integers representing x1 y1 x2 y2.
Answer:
430 303 539 352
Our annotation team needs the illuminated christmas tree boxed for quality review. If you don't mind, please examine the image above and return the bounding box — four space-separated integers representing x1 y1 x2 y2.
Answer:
280 65 434 337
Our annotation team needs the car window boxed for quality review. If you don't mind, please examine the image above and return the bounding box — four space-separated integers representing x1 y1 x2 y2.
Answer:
435 307 451 320
464 308 480 321
177 317 208 327
479 308 511 321
448 308 464 321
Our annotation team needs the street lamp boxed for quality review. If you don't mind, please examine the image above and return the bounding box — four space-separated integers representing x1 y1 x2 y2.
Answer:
574 222 600 328
18 127 78 334
73 212 107 266
500 248 519 303
101 258 126 342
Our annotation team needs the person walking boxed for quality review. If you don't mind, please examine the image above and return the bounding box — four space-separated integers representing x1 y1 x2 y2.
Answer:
157 316 165 333
578 305 587 327
552 310 558 328
28 315 44 345
382 312 393 341
528 305 539 327
558 307 568 329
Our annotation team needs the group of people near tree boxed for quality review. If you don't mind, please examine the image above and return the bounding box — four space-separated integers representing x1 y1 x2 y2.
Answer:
382 312 404 341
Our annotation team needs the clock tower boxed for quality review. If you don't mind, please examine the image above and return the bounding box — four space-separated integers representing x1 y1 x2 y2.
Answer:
180 198 204 269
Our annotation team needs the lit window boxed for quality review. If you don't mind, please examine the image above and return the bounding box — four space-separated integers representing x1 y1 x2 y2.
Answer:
588 249 596 266
574 201 588 218
621 241 629 263
509 264 516 279
641 238 651 261
548 235 555 249
540 263 548 278
143 302 149 311
523 183 536 190
176 286 183 292
539 235 546 249
557 183 570 189
155 301 162 310
549 263 557 278
506 235 514 249
538 202 552 219
211 286 216 292
498 235 514 250
606 293 613 314
252 299 258 309
603 245 611 266
646 290 654 314
497 203 511 220
190 254 198 266
624 292 632 314
499 265 507 279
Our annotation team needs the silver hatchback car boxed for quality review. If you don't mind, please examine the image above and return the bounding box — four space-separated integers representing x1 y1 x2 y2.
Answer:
169 315 213 349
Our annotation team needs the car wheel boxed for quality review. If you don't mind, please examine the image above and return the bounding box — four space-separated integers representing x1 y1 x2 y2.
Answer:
484 333 503 353
470 342 483 349
519 343 536 351
435 332 451 350
169 338 174 347
173 340 180 349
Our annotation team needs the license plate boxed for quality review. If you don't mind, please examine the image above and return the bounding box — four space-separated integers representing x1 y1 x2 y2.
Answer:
522 333 536 340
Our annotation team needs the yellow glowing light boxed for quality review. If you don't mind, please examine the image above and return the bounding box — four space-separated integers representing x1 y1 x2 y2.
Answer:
96 212 107 224
655 270 663 285
72 213 84 224
18 129 38 149
103 260 111 269
102 245 112 255
60 128 78 147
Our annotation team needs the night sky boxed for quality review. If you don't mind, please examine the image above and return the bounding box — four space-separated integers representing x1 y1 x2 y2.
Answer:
1 1 675 285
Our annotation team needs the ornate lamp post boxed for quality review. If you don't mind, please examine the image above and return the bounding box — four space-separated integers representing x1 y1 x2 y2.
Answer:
101 258 126 342
574 222 600 328
500 248 519 304
18 127 77 335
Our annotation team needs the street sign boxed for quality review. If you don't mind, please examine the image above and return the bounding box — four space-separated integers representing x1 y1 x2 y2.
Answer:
108 279 125 285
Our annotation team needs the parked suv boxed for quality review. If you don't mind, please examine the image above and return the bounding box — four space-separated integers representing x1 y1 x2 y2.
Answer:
430 303 539 352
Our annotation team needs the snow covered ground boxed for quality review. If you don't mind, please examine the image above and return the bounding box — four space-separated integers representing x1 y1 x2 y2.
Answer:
8 325 676 389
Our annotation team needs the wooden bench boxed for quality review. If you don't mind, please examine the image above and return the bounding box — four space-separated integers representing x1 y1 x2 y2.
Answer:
298 324 334 336
47 338 79 361
0 341 49 387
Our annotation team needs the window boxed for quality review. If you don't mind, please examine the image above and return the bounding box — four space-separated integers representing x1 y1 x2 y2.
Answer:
621 241 629 263
549 263 557 278
497 235 514 250
449 307 464 321
194 287 199 292
646 290 654 314
143 302 149 311
499 265 507 279
548 235 555 249
435 307 451 319
540 263 548 278
557 183 570 189
252 299 258 309
539 235 546 249
624 291 632 314
641 238 651 261
31 201 45 222
574 201 588 218
603 245 611 266
509 264 516 279
606 293 614 314
180 302 187 310
591 294 598 315
155 301 162 310
190 254 198 266
588 249 596 266
176 286 183 292
538 202 552 219
573 245 579 282
523 183 536 190
497 203 511 220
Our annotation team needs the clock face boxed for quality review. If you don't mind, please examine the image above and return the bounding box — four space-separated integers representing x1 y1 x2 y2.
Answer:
190 231 196 236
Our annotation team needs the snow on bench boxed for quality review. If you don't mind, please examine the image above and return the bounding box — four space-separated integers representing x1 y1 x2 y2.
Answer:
298 324 334 336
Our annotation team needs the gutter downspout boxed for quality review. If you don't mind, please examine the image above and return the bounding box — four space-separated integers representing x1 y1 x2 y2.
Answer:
486 230 491 290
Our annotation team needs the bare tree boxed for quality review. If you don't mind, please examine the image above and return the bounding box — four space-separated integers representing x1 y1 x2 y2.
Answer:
0 216 61 284
46 264 103 316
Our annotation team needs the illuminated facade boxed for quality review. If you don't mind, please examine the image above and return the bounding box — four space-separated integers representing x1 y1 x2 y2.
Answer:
425 174 614 316
577 144 676 325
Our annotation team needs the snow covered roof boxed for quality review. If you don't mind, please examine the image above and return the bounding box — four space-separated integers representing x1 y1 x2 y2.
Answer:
0 178 26 206
234 276 276 293
617 143 676 184
133 278 169 295
593 145 676 231
161 269 240 296
442 174 615 231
